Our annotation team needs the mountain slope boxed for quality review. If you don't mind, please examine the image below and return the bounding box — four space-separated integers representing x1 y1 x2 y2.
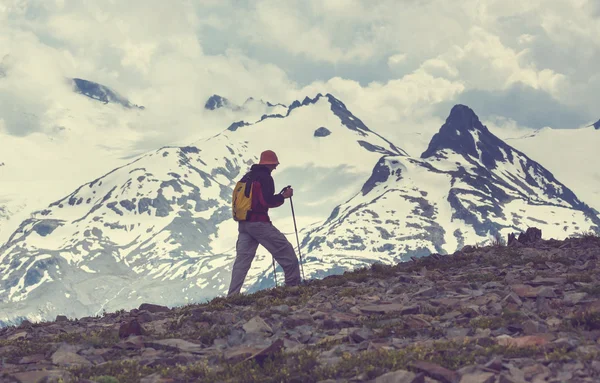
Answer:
504 124 600 218
300 105 600 277
0 93 403 325
2 234 600 382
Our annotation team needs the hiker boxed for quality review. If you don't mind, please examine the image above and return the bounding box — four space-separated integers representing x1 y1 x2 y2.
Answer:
228 150 301 296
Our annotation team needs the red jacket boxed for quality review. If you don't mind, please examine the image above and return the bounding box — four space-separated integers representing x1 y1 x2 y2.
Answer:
239 165 285 222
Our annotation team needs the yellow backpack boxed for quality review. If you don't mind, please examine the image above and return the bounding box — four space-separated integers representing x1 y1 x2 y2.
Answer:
232 180 253 221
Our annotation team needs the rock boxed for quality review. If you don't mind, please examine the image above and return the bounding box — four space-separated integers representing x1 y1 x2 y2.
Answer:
140 373 173 383
136 310 155 323
497 374 520 383
55 315 68 322
374 369 422 383
502 292 523 307
119 319 144 338
522 320 545 335
243 316 273 334
9 370 73 383
115 335 146 350
496 335 550 348
511 284 541 298
441 311 462 320
350 328 374 343
564 292 587 305
459 371 495 383
144 339 206 354
485 357 503 372
139 303 170 313
224 345 264 362
517 227 542 244
545 317 562 328
18 354 46 364
446 327 470 339
271 305 291 314
359 303 412 314
522 364 550 380
8 331 27 341
412 361 460 383
143 319 171 335
322 312 359 329
548 337 579 352
529 277 566 286
51 349 91 367
536 287 556 298
284 312 314 328
412 287 437 297
244 338 285 364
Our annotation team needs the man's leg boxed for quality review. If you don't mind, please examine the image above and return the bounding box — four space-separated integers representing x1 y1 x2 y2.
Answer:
228 223 259 296
246 222 301 287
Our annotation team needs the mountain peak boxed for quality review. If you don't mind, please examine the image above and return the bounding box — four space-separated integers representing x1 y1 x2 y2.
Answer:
71 78 144 110
421 104 508 168
205 94 231 110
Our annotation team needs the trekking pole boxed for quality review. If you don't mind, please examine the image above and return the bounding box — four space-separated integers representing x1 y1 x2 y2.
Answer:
289 196 306 282
272 258 278 287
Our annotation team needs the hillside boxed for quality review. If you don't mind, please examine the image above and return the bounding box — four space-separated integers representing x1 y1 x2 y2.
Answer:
1 230 599 382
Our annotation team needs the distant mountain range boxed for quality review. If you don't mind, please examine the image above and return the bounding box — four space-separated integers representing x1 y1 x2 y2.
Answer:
1 90 598 326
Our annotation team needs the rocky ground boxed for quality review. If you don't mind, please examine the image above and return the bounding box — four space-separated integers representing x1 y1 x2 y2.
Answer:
1 230 599 383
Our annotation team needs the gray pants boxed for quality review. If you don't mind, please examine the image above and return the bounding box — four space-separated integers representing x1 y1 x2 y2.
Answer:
228 221 301 296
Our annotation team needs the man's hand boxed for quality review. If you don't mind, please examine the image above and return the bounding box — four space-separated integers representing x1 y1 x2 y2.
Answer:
281 186 293 199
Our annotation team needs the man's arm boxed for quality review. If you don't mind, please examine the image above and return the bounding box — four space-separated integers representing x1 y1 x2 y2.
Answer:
260 175 285 207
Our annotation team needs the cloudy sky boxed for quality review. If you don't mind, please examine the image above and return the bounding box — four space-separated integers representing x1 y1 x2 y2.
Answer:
1 0 599 149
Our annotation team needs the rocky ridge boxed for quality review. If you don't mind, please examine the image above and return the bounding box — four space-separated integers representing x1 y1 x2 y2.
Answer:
1 230 599 383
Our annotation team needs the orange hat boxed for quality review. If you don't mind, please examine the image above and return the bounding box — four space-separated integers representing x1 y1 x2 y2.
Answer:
258 150 280 165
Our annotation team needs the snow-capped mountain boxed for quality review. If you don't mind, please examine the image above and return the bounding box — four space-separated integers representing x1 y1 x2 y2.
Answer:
0 75 159 245
0 93 404 325
1 93 598 326
504 123 600 218
301 105 599 277
204 94 288 125
70 78 144 110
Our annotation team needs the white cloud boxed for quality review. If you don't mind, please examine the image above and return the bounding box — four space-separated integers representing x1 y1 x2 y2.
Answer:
387 53 407 68
0 0 598 148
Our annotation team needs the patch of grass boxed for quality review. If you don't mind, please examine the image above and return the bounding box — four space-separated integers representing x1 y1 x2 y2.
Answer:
570 311 600 331
66 337 578 383
469 316 505 330
468 310 528 330
69 360 157 383
490 233 506 247
0 338 52 360
501 309 529 322
55 328 120 348
569 230 600 239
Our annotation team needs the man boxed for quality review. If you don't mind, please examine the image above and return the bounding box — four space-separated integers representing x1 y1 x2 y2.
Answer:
228 150 301 296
